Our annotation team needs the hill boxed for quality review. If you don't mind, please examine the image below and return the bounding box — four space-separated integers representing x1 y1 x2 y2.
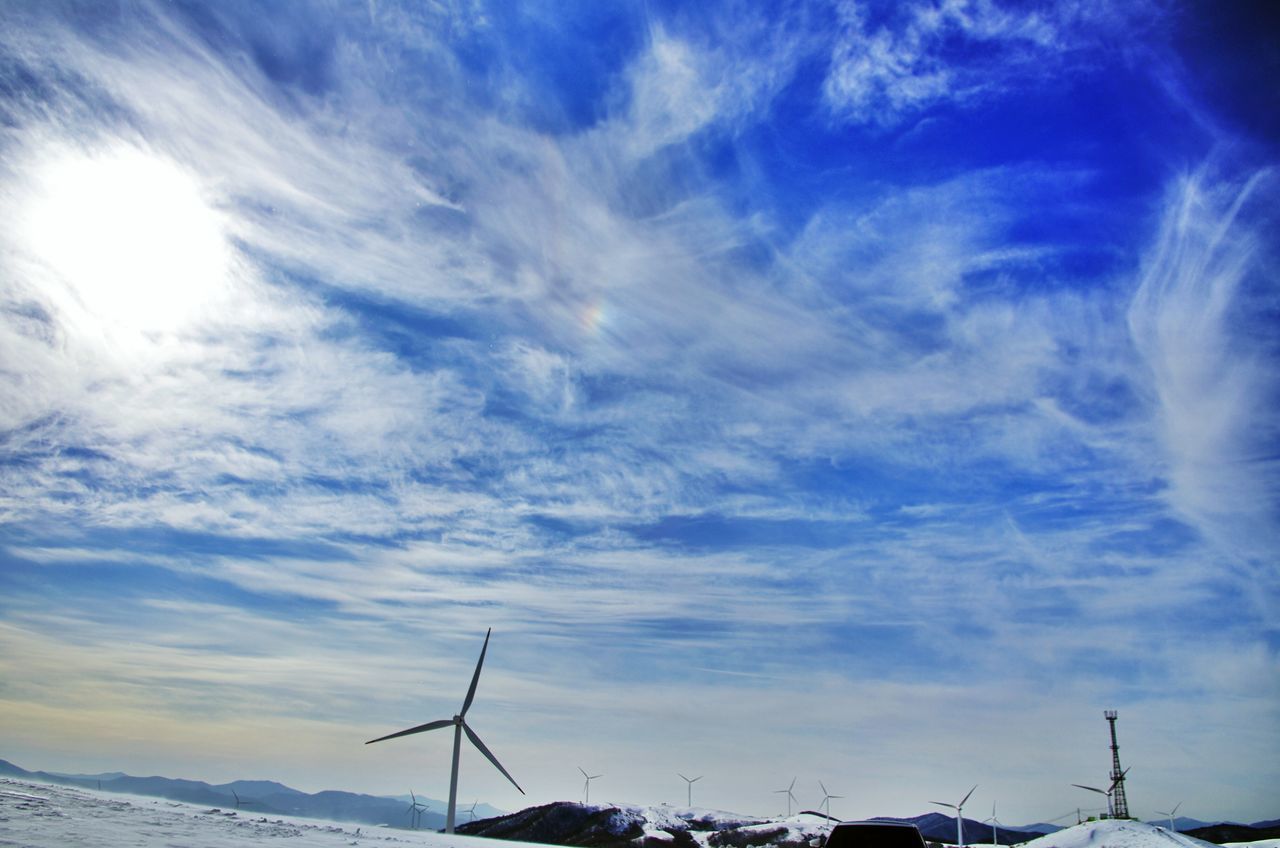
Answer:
0 757 444 830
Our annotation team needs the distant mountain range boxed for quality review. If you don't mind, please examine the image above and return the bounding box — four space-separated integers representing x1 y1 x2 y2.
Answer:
0 757 500 830
3 758 1276 846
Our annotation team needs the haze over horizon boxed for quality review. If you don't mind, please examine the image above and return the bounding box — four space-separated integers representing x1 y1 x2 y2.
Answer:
1 0 1276 828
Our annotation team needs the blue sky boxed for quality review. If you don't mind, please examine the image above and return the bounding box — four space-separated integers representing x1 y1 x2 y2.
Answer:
0 0 1277 826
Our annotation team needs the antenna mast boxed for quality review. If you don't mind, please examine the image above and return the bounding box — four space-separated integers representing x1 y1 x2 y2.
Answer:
1105 710 1129 819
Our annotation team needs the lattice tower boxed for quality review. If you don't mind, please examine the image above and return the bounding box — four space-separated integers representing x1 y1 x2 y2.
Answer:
1105 710 1130 819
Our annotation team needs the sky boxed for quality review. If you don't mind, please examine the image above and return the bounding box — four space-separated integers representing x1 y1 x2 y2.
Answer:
0 0 1277 829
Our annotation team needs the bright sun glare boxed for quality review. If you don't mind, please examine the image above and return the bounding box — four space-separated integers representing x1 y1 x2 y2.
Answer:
22 145 230 336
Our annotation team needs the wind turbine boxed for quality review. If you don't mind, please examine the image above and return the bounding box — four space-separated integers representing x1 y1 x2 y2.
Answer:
366 628 524 833
678 773 701 807
819 781 843 821
406 791 427 829
982 802 1002 847
1155 802 1181 832
1072 768 1128 819
775 777 798 817
579 767 602 805
232 789 256 809
930 785 977 848
465 799 480 823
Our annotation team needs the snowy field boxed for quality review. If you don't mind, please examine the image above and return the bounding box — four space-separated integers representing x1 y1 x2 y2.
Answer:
3 776 1271 848
0 777 543 848
1018 820 1218 848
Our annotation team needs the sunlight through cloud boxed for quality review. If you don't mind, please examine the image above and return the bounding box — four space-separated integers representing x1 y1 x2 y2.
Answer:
19 144 231 339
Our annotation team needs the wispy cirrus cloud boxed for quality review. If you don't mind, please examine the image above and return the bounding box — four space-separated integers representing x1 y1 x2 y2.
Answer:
1128 165 1280 567
821 0 1142 127
0 0 1276 825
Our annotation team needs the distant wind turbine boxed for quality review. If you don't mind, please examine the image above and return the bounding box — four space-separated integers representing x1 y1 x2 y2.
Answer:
579 767 602 805
232 789 256 809
931 785 977 848
819 781 843 821
406 791 427 829
982 802 1002 846
366 628 524 833
465 799 480 823
1155 802 1181 832
678 773 701 807
775 777 798 817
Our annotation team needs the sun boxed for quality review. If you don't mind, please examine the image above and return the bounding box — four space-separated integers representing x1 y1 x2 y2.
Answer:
20 144 231 337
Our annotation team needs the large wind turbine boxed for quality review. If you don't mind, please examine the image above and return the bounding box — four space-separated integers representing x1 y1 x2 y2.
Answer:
931 785 977 848
1155 802 1181 832
678 773 701 807
579 767 602 805
775 777 798 817
366 628 524 833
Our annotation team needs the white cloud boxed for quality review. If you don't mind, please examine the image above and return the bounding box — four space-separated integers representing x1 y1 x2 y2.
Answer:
1127 166 1280 565
822 0 1097 127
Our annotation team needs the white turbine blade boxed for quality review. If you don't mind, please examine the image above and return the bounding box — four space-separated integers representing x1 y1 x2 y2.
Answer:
366 718 453 744
679 774 691 782
461 628 492 717
931 802 958 810
788 777 797 791
961 785 977 807
464 722 524 794
580 767 589 779
820 781 828 796
1071 785 1106 795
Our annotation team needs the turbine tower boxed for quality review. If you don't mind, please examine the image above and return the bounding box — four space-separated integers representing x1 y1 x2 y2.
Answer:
931 785 976 848
775 777 798 817
366 628 524 833
678 773 701 807
579 767 602 805
1104 711 1130 819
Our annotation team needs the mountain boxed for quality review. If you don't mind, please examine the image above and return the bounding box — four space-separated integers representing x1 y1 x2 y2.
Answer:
1146 818 1223 832
1182 823 1280 844
0 757 442 830
458 802 804 848
872 812 1035 845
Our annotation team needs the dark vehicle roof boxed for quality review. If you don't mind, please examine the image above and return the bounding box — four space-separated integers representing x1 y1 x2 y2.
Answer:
826 821 928 848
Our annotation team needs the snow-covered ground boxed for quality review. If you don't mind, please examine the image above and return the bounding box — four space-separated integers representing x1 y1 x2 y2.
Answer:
1018 820 1218 848
3 778 1272 848
0 777 543 848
